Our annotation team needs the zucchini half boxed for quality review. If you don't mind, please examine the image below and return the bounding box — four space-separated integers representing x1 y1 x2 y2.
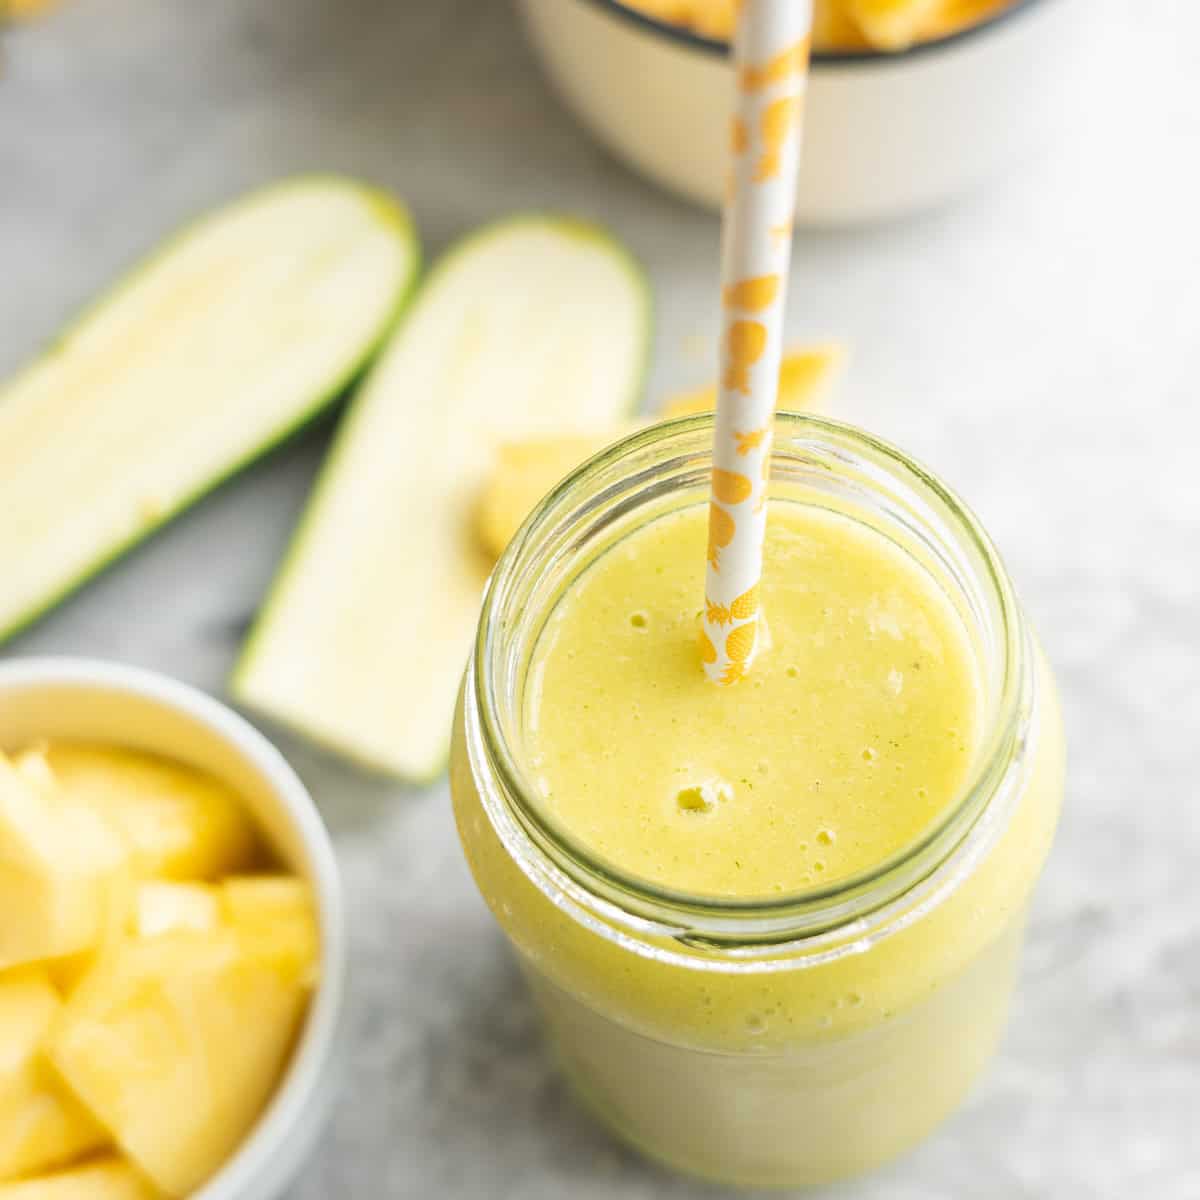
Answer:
0 176 420 643
233 216 651 779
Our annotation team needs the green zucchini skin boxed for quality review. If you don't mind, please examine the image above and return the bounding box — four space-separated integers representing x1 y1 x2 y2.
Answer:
0 176 421 646
232 214 652 781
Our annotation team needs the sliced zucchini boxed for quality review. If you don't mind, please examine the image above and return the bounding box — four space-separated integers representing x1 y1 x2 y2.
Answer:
0 176 419 643
233 217 650 779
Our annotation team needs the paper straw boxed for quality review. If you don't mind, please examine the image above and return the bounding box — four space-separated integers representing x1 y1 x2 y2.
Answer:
701 0 812 685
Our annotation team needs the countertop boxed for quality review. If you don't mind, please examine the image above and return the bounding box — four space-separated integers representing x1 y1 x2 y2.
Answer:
2 1 1198 1196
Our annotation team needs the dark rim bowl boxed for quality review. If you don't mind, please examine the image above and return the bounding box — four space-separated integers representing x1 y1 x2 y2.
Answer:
579 0 1050 65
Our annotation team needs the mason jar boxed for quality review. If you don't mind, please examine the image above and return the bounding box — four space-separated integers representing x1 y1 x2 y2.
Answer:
450 413 1064 1188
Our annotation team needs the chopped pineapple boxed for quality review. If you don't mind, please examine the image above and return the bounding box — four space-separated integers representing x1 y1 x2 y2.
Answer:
475 345 844 558
476 432 620 560
220 876 321 986
619 0 1009 50
0 1156 162 1199
11 749 57 795
812 3 872 49
842 0 943 48
53 882 222 999
660 343 843 418
0 753 129 970
44 951 96 1000
0 967 108 1181
1 740 316 1193
47 924 317 1196
219 875 311 922
39 744 258 881
776 342 844 408
131 882 220 939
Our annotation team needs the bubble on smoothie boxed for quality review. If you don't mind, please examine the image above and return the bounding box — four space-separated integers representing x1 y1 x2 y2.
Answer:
816 828 836 847
629 610 649 630
785 665 800 678
861 746 878 763
674 778 731 815
744 1012 768 1035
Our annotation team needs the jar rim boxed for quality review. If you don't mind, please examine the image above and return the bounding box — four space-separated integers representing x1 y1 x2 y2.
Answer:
472 413 1030 945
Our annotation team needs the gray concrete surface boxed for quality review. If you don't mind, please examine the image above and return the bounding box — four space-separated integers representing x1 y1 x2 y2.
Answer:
2 1 1197 1196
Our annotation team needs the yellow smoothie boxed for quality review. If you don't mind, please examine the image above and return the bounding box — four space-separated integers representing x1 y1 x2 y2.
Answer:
524 504 979 898
451 417 1064 1187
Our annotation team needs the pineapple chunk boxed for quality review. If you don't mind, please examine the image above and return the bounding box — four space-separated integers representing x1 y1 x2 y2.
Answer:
844 0 943 49
659 343 843 418
475 345 844 558
44 951 96 1000
54 883 221 996
0 1156 161 1199
618 0 1003 51
0 753 129 970
131 882 220 939
39 744 258 881
476 432 619 561
0 967 108 1181
220 876 321 986
812 2 873 50
47 926 316 1196
11 750 58 795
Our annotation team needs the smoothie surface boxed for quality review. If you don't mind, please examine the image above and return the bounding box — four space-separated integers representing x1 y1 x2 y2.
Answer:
524 503 981 898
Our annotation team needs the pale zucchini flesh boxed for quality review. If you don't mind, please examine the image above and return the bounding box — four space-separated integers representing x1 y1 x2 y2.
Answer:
0 176 419 643
233 217 650 779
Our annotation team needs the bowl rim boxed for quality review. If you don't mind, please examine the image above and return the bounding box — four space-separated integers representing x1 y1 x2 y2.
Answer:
0 656 345 1200
576 0 1052 64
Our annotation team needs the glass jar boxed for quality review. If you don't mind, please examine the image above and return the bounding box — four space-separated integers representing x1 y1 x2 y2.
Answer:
450 413 1064 1188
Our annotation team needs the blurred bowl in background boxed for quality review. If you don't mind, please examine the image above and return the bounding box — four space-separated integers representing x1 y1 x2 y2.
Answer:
519 0 1097 224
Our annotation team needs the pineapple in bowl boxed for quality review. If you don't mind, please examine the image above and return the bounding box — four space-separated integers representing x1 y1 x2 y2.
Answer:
0 661 343 1199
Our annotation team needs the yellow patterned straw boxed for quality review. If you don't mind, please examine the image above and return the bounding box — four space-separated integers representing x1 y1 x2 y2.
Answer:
700 0 811 686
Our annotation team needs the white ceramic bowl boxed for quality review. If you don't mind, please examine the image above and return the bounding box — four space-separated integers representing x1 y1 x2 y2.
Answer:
0 657 345 1200
519 0 1095 224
